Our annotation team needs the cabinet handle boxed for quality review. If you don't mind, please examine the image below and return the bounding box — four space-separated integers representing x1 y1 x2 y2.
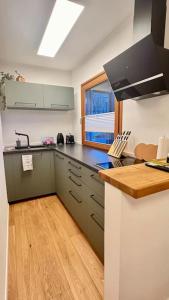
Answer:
14 102 37 107
90 194 104 208
68 169 82 178
90 174 103 185
55 153 64 160
90 213 104 231
51 104 69 107
68 176 82 187
69 190 82 204
68 161 81 170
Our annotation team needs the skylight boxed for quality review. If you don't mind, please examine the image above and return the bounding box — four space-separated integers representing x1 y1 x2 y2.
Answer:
37 0 84 57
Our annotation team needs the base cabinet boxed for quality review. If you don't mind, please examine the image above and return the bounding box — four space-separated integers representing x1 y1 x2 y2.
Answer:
54 153 104 262
4 149 104 261
4 151 55 202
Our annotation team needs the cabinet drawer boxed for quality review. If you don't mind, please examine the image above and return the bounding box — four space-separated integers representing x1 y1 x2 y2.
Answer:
67 173 85 201
67 157 104 195
86 188 104 219
67 159 82 176
64 188 88 232
82 168 104 197
67 166 82 181
84 205 104 262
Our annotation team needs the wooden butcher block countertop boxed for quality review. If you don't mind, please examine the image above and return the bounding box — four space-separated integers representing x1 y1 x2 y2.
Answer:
99 163 169 199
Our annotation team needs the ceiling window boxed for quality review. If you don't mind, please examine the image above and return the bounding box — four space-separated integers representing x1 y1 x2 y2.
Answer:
81 72 122 150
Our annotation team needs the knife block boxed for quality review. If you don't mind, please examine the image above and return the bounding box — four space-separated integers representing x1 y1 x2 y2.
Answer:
108 139 128 158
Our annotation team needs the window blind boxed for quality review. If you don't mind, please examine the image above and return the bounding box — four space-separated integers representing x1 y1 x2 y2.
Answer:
85 112 115 133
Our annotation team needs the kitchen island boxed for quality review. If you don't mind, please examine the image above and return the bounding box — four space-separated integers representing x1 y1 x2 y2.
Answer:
99 164 169 300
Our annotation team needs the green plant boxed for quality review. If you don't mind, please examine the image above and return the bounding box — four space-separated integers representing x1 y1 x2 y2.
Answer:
0 72 14 84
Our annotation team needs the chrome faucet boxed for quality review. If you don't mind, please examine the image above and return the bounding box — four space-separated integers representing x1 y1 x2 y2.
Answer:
15 131 30 148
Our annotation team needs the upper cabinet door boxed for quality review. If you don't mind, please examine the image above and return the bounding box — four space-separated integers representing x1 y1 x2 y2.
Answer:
5 81 44 109
43 85 74 110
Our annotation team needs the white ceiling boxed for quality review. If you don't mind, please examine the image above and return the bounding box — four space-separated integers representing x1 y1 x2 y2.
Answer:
0 0 134 71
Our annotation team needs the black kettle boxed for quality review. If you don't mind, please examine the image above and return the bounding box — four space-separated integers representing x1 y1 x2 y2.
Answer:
57 133 64 145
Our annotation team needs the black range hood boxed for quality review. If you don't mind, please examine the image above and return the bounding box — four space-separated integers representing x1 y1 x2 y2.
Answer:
103 0 169 101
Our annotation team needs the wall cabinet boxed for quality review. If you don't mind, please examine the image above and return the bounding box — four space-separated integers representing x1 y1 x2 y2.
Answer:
2 80 74 111
4 151 55 202
43 85 74 110
4 81 44 109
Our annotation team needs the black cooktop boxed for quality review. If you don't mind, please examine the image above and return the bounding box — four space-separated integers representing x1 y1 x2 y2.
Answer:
96 156 143 170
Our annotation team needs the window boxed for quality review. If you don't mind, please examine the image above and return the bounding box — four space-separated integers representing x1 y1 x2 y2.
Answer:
81 72 122 150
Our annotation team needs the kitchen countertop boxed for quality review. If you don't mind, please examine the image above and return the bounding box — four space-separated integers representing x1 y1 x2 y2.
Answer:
99 163 169 198
3 144 141 172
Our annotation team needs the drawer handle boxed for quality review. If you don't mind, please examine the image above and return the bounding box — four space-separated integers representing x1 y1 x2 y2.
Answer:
68 169 82 178
51 104 69 107
69 190 82 204
90 194 104 208
68 161 81 170
55 154 64 160
90 213 104 231
69 176 82 187
15 102 37 107
90 174 103 184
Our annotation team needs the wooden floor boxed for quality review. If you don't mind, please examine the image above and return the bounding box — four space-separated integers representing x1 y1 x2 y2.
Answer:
8 195 104 300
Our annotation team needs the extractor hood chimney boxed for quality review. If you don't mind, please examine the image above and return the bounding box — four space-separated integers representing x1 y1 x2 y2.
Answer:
103 0 169 101
133 0 166 45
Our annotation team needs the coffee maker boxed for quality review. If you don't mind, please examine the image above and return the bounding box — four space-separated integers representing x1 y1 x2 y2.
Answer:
57 133 64 145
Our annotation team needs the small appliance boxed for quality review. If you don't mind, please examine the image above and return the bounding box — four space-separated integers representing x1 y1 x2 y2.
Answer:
57 133 64 145
66 134 75 144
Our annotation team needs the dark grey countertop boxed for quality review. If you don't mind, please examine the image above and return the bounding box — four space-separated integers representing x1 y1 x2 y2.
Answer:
3 144 141 172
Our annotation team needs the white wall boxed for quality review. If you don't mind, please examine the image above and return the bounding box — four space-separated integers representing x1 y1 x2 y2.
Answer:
0 114 8 300
0 61 73 145
72 3 169 153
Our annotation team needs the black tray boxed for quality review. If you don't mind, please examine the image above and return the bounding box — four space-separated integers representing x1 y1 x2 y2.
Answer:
145 162 169 172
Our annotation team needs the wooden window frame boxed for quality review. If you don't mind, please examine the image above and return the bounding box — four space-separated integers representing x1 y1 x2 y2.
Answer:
81 71 123 151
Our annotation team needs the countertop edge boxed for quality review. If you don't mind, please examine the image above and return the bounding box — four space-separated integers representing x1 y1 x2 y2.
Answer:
3 146 100 173
99 164 169 199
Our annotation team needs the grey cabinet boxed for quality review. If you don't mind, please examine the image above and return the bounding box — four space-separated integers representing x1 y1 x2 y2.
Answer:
43 85 74 110
55 152 104 262
4 148 104 261
5 81 44 109
2 81 74 111
4 151 55 202
54 152 69 202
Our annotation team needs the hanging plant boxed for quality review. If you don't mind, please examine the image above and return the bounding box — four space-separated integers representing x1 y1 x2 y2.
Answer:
15 70 25 82
0 72 14 84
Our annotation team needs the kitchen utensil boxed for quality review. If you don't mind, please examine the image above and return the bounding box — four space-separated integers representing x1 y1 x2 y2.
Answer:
134 143 158 161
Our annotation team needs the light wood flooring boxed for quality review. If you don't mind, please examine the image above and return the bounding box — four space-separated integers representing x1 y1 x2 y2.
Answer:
8 195 104 300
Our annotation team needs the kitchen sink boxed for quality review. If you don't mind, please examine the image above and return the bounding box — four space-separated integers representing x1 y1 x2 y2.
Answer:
15 144 49 150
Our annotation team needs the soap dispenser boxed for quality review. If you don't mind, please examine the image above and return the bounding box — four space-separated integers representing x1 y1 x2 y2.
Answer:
16 138 21 149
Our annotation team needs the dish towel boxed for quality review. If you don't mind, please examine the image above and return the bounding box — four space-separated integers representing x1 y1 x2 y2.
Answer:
22 155 33 171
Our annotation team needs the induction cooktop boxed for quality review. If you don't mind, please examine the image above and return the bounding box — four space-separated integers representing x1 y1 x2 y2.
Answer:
96 157 142 170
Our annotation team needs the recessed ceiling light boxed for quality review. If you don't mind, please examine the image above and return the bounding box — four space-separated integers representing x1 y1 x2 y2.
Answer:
37 0 84 57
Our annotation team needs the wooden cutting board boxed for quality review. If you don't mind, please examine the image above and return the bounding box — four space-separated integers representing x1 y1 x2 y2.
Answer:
134 143 158 161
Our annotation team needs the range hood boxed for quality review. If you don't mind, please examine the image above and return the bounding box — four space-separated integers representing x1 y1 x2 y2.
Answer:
103 0 169 101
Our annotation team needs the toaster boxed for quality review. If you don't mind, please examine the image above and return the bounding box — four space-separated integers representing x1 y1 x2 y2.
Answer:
66 134 75 144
